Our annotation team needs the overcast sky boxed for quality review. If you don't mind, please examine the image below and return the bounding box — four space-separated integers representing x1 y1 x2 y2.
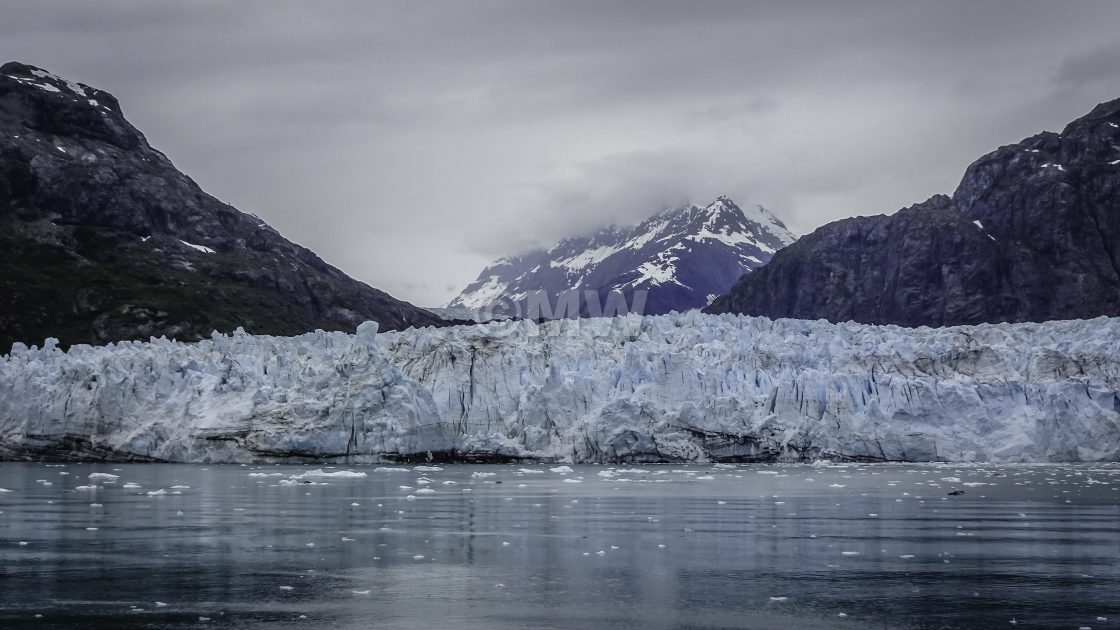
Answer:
4 1 1120 306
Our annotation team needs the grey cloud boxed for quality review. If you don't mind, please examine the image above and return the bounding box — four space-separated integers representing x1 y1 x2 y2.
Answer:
1055 42 1120 88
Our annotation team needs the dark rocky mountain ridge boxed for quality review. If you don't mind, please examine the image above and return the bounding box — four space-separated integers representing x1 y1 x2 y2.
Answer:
0 62 442 349
708 97 1120 326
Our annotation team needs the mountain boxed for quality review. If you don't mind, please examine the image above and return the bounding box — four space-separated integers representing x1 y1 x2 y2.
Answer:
0 62 442 349
449 196 796 317
707 97 1120 326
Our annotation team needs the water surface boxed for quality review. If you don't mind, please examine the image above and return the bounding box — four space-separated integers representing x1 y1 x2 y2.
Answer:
1 462 1118 629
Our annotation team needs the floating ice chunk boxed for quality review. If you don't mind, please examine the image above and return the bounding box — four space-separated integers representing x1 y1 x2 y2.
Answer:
292 469 366 479
146 489 167 496
562 478 583 483
472 472 496 478
413 465 442 472
88 473 119 481
550 466 574 474
74 485 100 491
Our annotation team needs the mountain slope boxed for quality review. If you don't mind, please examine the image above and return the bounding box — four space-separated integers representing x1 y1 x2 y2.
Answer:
708 97 1120 326
450 196 795 317
0 62 442 349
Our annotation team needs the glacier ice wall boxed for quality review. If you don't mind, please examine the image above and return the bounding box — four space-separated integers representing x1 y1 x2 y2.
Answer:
2 313 1119 463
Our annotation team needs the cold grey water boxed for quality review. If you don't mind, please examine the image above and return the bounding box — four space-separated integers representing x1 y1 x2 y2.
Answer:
1 462 1118 630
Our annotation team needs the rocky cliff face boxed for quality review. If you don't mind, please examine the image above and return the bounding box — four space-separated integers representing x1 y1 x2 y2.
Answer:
0 62 441 349
708 97 1120 326
450 197 795 318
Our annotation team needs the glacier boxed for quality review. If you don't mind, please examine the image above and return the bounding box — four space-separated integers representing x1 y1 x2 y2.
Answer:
1 313 1119 463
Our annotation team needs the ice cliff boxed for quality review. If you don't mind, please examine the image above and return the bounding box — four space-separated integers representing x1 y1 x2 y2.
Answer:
2 313 1119 463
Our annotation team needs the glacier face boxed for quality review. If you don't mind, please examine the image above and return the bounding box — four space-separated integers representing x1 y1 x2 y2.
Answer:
2 314 1119 463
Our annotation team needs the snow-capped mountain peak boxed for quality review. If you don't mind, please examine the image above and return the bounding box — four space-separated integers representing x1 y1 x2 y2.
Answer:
449 196 796 316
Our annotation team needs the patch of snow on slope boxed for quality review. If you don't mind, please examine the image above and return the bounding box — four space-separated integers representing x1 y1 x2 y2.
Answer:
7 75 61 93
632 261 676 286
29 68 88 97
453 274 509 310
179 240 216 254
554 245 619 271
